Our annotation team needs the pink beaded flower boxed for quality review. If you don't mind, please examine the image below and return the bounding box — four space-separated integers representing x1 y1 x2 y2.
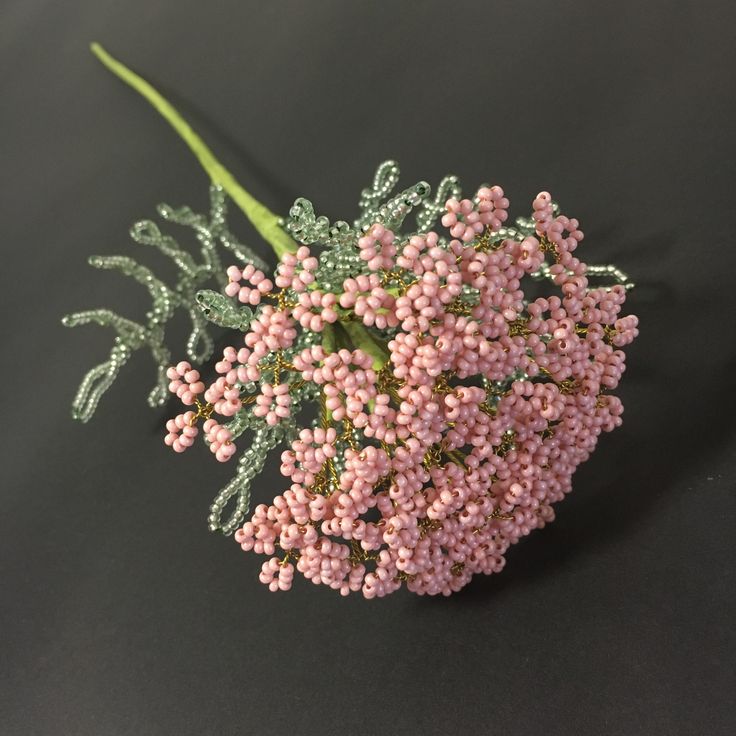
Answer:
160 170 638 598
60 48 641 600
166 361 205 405
225 264 274 305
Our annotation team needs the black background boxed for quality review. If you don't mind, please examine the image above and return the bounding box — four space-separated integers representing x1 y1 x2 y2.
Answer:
2 2 734 734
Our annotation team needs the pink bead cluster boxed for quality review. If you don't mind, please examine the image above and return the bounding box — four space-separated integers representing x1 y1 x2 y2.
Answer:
165 185 638 597
164 362 205 453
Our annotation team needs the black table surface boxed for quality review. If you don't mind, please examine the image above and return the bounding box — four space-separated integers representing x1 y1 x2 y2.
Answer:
2 2 734 734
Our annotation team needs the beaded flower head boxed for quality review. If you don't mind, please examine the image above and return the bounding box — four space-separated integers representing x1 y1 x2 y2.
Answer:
65 45 638 597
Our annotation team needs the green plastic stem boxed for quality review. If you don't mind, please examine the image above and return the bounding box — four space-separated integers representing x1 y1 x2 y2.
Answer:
90 42 297 259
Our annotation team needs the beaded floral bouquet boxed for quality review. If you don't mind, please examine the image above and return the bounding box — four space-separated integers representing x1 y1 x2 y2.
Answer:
65 45 639 598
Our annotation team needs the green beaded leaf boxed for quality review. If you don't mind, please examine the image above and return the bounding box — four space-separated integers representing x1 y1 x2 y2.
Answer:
415 174 461 232
208 428 270 534
285 198 331 244
353 161 432 233
285 198 356 248
62 186 268 422
208 420 296 534
356 159 400 223
195 289 254 331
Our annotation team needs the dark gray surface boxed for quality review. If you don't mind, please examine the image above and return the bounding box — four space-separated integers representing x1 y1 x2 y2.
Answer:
1 1 734 734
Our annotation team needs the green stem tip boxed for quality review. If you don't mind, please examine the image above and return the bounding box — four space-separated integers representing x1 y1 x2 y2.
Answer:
90 42 296 259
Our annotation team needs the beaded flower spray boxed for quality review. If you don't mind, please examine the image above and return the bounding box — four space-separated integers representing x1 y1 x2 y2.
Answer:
65 44 638 597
